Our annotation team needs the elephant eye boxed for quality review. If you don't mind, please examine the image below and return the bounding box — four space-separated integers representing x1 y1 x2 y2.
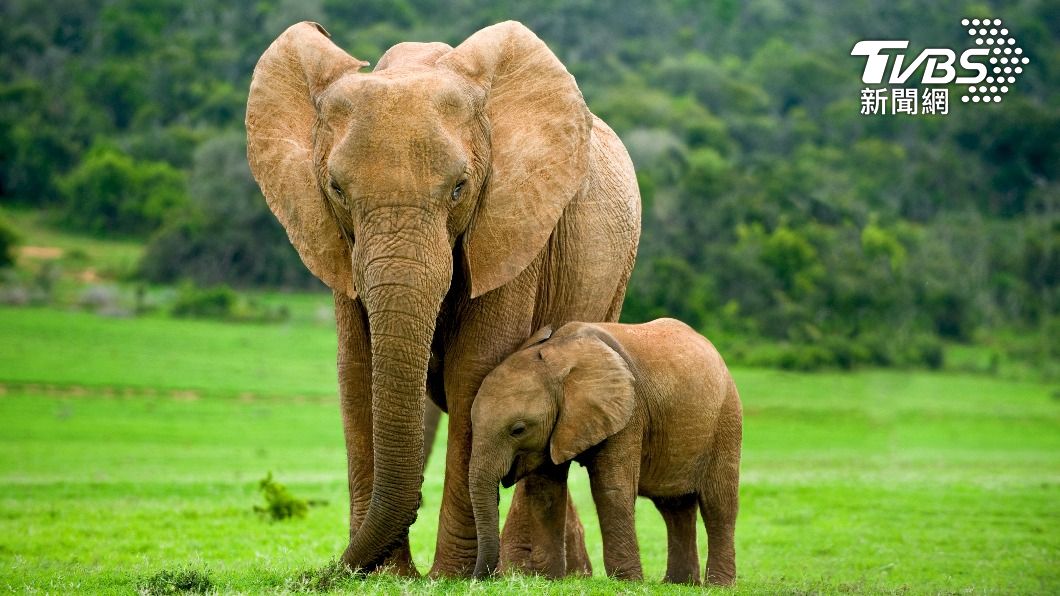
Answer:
451 179 466 202
510 421 526 437
330 180 346 201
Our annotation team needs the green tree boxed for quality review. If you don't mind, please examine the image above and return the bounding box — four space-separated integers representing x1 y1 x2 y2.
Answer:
58 143 186 236
140 133 320 289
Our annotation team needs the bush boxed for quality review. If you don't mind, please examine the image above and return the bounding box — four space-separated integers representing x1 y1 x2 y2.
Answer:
776 344 835 371
0 211 19 267
905 335 945 370
820 335 873 370
78 284 126 316
137 565 212 595
169 283 290 323
728 332 945 372
285 560 353 592
58 143 186 236
170 284 237 319
254 472 309 521
139 133 321 290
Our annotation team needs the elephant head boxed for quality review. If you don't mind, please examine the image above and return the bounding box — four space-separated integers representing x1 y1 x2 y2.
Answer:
246 21 592 569
468 325 635 577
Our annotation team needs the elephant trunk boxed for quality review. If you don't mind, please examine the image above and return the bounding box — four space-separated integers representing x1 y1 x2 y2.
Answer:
470 446 509 578
341 216 452 571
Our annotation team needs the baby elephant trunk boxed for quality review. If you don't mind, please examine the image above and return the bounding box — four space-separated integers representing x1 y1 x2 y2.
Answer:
469 450 507 578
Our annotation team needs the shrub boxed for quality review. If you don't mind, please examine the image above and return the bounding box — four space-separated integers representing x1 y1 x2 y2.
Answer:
139 133 321 290
776 344 835 371
906 335 945 370
78 284 124 314
820 335 873 370
170 284 237 320
286 560 354 592
254 472 308 521
137 565 212 595
0 212 18 267
58 143 186 236
168 283 290 323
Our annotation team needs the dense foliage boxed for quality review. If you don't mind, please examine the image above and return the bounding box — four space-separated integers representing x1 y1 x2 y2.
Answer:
58 143 186 235
139 133 320 289
0 211 18 268
1 0 1056 368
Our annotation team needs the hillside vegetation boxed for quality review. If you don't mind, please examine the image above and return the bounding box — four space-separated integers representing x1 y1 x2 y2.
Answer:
1 0 1056 372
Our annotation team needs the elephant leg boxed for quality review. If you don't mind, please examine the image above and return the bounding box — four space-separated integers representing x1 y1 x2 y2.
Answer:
702 399 741 586
428 344 522 574
563 495 592 575
653 495 701 584
699 490 737 586
428 273 543 577
586 434 643 581
334 292 418 576
428 386 484 577
497 482 531 570
499 484 592 577
700 461 739 585
422 400 443 473
499 466 572 578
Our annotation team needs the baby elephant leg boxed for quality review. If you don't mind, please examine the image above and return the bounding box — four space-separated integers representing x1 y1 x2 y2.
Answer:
700 454 739 586
588 442 643 581
652 495 701 584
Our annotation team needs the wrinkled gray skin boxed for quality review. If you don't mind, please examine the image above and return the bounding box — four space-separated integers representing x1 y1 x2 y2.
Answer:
470 320 742 585
246 21 640 576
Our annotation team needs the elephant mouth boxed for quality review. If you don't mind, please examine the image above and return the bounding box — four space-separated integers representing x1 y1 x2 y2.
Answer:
500 464 518 488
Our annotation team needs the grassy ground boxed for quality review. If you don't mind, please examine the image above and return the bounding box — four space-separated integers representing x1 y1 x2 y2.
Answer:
4 208 144 280
1 305 1057 594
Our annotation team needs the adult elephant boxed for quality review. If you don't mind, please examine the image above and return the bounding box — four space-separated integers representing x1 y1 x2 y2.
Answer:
246 20 640 577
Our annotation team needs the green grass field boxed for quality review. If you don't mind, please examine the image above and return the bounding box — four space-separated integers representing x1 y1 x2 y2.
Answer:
1 305 1058 594
4 209 144 279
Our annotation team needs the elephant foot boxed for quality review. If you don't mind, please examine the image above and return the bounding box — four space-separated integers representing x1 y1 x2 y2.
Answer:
707 570 736 587
498 484 592 578
427 533 478 579
663 571 700 585
340 536 419 577
426 554 476 579
497 541 530 576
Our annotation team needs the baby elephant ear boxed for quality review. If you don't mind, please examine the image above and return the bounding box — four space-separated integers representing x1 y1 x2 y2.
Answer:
545 332 635 465
517 325 553 351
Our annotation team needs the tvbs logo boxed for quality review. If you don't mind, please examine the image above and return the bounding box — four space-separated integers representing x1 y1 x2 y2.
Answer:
852 40 989 85
851 18 1029 114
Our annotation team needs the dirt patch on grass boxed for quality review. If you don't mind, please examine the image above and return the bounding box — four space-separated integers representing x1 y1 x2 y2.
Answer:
20 246 64 259
170 390 201 401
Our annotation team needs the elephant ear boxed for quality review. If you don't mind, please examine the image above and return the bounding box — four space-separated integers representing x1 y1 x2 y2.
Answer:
543 330 635 465
375 41 452 71
441 21 592 298
245 22 368 298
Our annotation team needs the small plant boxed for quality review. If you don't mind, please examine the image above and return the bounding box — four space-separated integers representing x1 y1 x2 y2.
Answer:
254 472 314 521
171 283 237 319
169 283 291 323
137 565 212 595
286 559 354 592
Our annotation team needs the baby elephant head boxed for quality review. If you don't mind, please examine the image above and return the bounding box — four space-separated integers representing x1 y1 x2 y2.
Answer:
468 324 635 577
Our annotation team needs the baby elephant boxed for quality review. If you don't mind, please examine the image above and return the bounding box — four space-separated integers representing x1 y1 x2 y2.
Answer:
469 319 742 585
